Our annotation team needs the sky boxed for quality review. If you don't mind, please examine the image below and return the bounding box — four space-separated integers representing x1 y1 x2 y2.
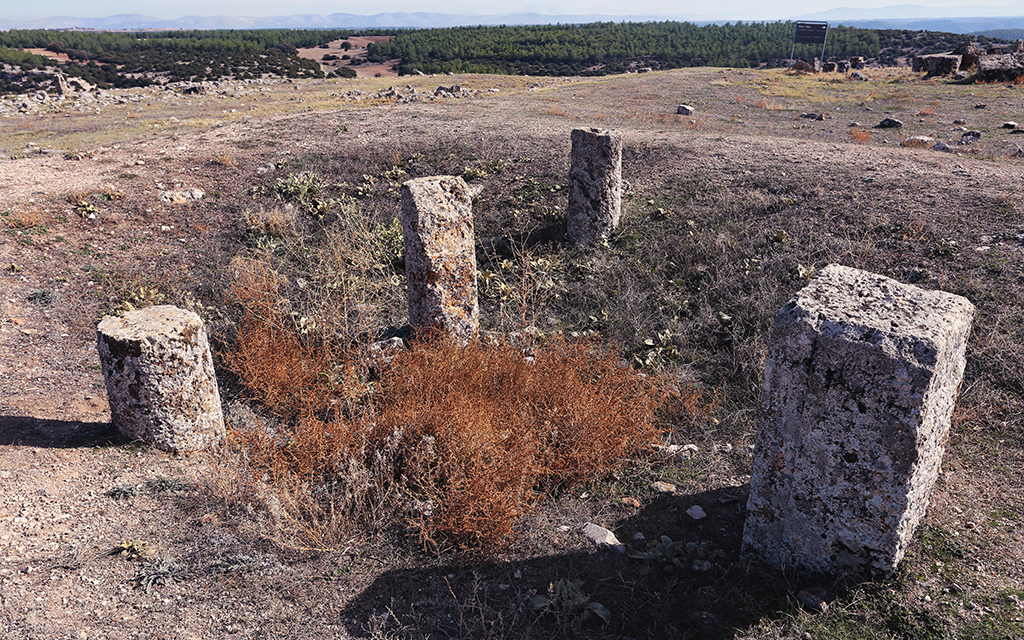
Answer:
7 0 1024 22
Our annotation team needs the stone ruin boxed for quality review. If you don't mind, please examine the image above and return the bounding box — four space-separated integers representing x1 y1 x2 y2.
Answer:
400 175 479 342
912 54 962 78
742 265 974 576
97 305 225 453
567 128 623 245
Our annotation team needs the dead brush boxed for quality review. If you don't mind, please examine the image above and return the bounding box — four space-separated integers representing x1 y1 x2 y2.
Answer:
848 127 871 144
225 314 702 550
243 204 299 238
3 205 45 229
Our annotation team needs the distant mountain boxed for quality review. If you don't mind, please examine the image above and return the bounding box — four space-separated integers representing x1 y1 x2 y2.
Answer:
794 3 1024 21
828 17 1024 32
4 9 1024 34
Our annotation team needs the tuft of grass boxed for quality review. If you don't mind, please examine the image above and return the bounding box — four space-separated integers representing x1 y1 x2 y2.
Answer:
226 315 702 550
849 126 872 144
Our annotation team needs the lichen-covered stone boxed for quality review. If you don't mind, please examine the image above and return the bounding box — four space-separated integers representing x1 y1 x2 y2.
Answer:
567 128 622 245
401 176 478 342
742 265 974 576
97 305 224 453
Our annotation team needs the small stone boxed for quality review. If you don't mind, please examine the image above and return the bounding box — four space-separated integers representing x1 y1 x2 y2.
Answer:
953 118 967 125
797 590 828 613
581 523 625 552
713 443 733 454
677 104 695 116
686 505 707 520
652 481 676 493
1004 122 1019 129
876 118 903 129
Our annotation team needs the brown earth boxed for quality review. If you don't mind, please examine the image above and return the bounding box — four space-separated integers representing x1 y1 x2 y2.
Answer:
299 37 400 79
1 67 1023 639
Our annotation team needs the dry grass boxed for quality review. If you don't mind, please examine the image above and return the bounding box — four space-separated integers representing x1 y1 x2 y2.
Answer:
849 126 872 143
226 298 698 550
2 205 45 229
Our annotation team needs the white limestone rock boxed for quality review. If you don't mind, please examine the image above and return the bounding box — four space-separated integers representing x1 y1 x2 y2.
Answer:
742 264 974 576
97 305 224 453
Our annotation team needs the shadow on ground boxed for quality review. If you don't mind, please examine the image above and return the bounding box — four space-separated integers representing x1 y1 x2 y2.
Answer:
0 416 117 448
338 484 831 639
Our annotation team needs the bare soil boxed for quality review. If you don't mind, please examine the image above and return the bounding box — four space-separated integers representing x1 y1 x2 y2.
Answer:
2 67 1022 639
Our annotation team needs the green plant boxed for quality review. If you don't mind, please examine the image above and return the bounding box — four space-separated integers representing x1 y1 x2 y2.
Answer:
135 556 187 592
528 579 611 635
628 536 724 573
111 539 152 560
931 238 959 256
105 484 139 499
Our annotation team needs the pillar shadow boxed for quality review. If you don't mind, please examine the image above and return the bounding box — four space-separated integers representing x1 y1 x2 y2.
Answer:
0 415 118 448
337 484 835 639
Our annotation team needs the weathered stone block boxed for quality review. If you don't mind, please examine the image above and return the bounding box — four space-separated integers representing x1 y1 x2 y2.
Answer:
401 176 479 341
978 51 1024 82
742 265 974 576
912 54 962 77
567 128 622 245
97 305 224 453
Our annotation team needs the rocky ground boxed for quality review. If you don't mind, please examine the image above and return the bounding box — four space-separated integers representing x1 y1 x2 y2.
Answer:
2 67 1023 639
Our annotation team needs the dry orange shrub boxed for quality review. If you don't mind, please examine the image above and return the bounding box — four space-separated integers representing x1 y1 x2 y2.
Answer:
848 127 871 144
225 279 705 549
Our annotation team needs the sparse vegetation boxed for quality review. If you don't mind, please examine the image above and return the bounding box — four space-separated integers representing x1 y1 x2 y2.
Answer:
1 65 1022 639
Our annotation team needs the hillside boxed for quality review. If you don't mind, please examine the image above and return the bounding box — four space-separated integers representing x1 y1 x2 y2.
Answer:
1 67 1022 639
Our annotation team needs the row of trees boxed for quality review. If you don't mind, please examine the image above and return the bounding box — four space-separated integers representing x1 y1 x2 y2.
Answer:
365 21 1004 76
0 29 359 91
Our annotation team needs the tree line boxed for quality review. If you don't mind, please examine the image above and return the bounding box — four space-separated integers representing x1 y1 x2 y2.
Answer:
365 21 1004 76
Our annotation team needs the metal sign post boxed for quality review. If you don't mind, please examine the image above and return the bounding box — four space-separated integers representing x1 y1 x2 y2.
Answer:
790 21 829 70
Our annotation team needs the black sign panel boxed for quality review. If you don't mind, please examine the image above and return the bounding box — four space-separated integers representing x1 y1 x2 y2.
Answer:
794 21 829 45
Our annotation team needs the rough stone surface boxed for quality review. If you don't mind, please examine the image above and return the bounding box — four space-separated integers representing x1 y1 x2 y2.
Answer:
977 51 1024 82
401 176 479 341
97 305 224 453
567 128 622 245
677 104 695 116
836 60 851 73
742 264 975 576
953 42 987 69
822 62 838 73
912 54 962 77
581 523 625 552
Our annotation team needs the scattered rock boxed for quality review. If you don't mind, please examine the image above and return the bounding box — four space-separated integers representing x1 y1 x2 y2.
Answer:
1004 122 1019 129
797 588 831 613
902 135 934 148
677 104 695 116
686 505 707 520
652 481 677 493
713 443 733 454
953 118 967 125
876 118 903 129
961 130 982 143
159 188 205 204
581 523 625 553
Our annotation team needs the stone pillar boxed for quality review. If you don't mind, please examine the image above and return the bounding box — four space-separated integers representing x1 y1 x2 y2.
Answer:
401 176 479 342
97 305 224 453
742 265 974 576
567 128 622 245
